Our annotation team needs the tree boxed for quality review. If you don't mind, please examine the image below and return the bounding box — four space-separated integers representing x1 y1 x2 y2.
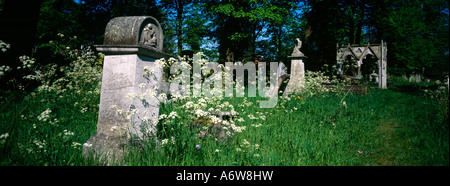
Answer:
264 1 304 62
206 0 299 63
381 0 449 76
36 0 82 44
0 0 43 66
160 0 211 56
77 0 163 44
301 0 341 71
160 0 185 55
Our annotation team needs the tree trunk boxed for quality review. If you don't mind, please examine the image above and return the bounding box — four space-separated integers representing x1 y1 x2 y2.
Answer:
251 21 257 60
355 5 364 45
277 24 282 61
349 6 355 44
176 0 183 55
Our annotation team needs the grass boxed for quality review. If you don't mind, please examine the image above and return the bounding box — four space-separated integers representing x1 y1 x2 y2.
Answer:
0 89 101 165
0 80 448 166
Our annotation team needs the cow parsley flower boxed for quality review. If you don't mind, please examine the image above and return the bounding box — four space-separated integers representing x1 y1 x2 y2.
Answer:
37 109 51 122
168 111 178 119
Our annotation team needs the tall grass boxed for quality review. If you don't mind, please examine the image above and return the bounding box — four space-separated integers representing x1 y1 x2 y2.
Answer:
123 86 448 166
2 75 448 166
0 36 448 165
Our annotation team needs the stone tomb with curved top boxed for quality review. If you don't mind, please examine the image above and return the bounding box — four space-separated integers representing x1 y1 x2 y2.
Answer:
83 16 171 164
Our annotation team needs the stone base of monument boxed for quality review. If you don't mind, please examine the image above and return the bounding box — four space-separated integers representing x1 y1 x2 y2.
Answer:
83 133 129 164
283 55 307 97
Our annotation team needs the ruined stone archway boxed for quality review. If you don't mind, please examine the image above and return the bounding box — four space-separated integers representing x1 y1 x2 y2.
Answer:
336 41 387 89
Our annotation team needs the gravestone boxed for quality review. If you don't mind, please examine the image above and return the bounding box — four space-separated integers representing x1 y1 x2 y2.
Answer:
83 16 170 164
409 73 422 83
283 38 307 97
369 70 379 82
409 74 416 82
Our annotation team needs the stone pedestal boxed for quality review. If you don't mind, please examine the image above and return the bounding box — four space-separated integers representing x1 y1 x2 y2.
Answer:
83 16 170 164
283 55 307 97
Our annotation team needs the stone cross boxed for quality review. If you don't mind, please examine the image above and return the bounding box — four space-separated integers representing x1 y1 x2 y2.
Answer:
83 16 171 164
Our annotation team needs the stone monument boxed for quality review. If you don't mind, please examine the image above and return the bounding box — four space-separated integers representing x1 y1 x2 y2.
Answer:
283 38 307 97
83 16 170 164
336 41 387 89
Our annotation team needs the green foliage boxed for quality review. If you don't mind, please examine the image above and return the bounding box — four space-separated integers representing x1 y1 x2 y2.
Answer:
36 0 82 44
3 0 448 80
0 34 103 165
160 0 212 55
207 0 300 62
383 0 449 76
300 0 449 76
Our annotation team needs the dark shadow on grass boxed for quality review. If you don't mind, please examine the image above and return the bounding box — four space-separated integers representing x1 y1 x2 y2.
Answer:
388 81 439 95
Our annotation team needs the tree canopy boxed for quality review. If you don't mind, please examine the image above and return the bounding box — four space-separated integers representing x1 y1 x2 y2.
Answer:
0 0 448 78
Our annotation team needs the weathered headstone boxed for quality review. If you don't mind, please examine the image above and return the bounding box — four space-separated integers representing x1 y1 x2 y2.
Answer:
415 74 422 83
409 74 416 82
369 70 379 83
283 38 307 97
409 73 422 83
83 16 170 164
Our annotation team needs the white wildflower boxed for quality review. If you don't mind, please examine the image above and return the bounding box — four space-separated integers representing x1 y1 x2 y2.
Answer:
0 133 9 144
155 59 165 68
158 93 167 101
195 109 209 117
251 123 262 128
236 118 245 122
210 115 222 124
170 136 175 144
254 144 260 149
0 133 9 139
72 142 82 148
259 115 266 120
242 139 251 147
37 109 51 122
248 114 257 120
168 111 178 119
161 139 168 146
159 114 167 120
63 130 74 136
